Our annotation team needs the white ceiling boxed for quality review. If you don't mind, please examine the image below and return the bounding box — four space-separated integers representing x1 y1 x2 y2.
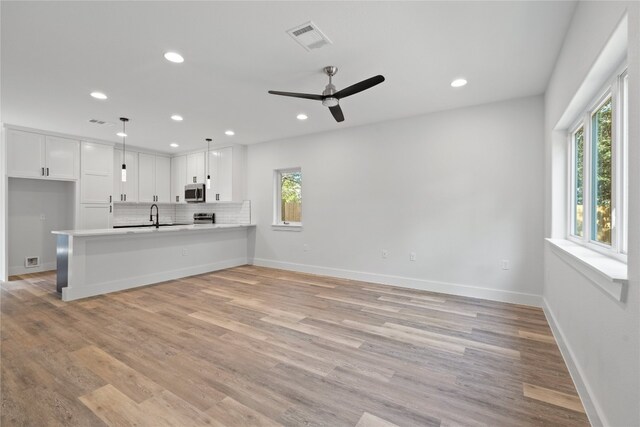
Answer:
1 1 576 153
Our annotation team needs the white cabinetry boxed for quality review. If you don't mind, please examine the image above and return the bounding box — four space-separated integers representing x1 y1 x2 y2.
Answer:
207 147 233 201
113 149 138 202
80 204 112 229
171 155 187 203
139 153 170 203
81 142 113 204
186 152 205 184
79 142 114 230
7 129 79 180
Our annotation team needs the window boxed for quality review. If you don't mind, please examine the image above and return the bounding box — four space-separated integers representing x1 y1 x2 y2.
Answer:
274 168 302 226
568 67 627 259
571 126 585 237
591 96 613 245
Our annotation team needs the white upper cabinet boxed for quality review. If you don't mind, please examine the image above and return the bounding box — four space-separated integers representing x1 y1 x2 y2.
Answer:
155 156 171 203
45 136 79 180
7 129 45 178
113 149 138 202
207 147 233 202
138 153 170 203
186 152 205 184
171 155 187 204
81 142 113 204
7 129 79 180
138 153 156 203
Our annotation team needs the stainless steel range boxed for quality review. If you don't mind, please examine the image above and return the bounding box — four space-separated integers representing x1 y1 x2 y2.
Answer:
193 212 215 224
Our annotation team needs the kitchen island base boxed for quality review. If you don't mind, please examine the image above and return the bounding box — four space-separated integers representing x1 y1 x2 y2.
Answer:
53 224 254 301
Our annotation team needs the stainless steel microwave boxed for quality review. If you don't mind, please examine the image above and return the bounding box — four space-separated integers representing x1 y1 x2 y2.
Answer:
184 184 206 203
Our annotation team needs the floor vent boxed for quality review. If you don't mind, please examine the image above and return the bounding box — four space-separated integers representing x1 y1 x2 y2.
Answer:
25 256 40 268
286 21 332 52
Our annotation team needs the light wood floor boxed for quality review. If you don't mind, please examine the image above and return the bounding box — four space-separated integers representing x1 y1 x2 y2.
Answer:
2 266 589 426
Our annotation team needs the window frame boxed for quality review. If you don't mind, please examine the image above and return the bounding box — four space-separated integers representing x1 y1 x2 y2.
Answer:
568 124 585 239
273 167 302 228
566 64 627 262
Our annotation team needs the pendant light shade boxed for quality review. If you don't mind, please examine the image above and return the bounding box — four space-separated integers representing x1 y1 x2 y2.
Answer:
206 138 212 190
120 117 129 182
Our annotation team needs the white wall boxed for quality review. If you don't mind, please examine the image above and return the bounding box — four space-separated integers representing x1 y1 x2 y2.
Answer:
544 2 640 426
8 178 75 275
247 95 544 305
0 126 7 281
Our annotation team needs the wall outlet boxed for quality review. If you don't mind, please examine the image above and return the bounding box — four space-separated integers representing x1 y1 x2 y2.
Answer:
409 252 417 261
501 259 510 270
40 214 46 221
382 249 389 259
182 249 189 256
303 244 309 252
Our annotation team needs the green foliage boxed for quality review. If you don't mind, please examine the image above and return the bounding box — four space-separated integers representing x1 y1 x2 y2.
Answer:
593 98 612 244
281 172 301 203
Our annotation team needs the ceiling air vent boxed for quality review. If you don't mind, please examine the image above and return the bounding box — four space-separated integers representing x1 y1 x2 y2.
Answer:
88 119 114 126
286 21 332 52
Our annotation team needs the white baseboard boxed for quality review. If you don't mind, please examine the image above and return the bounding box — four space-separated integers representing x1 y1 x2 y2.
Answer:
251 258 542 307
62 257 248 301
542 298 604 427
9 261 56 276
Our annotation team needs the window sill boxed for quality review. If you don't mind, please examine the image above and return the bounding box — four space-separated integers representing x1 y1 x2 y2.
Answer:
271 224 303 232
546 238 628 302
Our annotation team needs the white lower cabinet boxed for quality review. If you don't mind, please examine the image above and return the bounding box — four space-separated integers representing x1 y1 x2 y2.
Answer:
80 204 112 229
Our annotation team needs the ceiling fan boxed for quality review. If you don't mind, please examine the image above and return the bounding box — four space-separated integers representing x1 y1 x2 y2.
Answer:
268 66 385 123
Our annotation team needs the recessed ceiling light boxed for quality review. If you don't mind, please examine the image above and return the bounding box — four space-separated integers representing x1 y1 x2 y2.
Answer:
164 52 184 63
171 115 183 121
296 113 308 120
451 78 468 88
116 132 127 137
225 130 235 136
170 143 179 148
90 91 107 100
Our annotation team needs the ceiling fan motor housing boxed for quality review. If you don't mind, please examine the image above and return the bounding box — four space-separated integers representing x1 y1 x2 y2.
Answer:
322 82 339 106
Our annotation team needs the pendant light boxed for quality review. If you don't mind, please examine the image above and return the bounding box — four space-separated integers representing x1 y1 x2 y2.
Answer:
120 117 129 182
206 138 212 189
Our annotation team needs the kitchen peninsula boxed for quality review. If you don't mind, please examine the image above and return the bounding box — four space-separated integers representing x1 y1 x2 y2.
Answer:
52 223 255 301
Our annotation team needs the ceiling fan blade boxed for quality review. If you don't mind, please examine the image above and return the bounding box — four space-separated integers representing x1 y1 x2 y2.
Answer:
329 105 344 122
268 90 323 101
334 75 385 99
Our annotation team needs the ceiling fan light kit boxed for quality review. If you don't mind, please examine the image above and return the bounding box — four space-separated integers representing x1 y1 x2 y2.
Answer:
268 66 385 123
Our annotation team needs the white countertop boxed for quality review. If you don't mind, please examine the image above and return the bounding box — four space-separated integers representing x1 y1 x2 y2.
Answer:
52 223 255 237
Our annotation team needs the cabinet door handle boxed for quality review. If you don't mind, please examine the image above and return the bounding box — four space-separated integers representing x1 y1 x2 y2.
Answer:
176 196 179 203
124 194 127 202
120 194 123 201
46 167 49 176
109 195 112 203
216 194 220 201
41 167 45 176
110 205 112 213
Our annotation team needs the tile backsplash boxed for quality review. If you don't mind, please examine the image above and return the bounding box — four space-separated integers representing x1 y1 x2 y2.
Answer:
113 201 251 226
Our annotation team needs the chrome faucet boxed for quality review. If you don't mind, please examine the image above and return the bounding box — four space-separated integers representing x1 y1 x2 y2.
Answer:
149 204 159 229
